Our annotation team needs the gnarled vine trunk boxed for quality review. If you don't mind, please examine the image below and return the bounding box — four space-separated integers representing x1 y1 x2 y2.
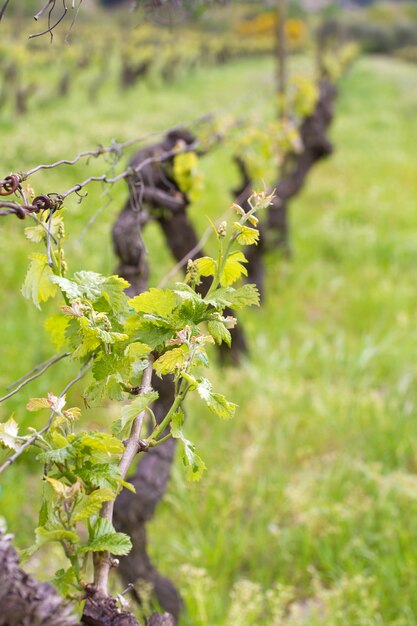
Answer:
111 192 182 622
268 79 337 251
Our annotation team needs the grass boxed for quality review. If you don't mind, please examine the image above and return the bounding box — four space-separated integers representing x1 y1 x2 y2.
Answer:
1 51 417 624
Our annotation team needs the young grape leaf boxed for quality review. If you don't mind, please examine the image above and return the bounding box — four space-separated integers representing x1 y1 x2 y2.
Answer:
125 317 174 350
194 256 216 278
171 410 206 481
51 567 79 597
101 275 130 315
197 378 236 419
112 390 159 436
26 397 51 411
51 275 83 301
129 288 176 317
153 345 188 377
226 284 260 310
22 253 57 309
21 526 80 563
72 488 115 522
232 222 259 245
220 251 248 287
75 432 125 463
0 417 20 451
80 518 132 555
208 320 231 347
45 314 70 350
77 462 124 491
204 287 234 309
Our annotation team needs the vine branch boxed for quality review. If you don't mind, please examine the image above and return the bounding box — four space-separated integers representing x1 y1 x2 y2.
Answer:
94 358 154 596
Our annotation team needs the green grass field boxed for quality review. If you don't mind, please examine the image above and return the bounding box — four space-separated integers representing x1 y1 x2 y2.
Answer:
1 53 417 624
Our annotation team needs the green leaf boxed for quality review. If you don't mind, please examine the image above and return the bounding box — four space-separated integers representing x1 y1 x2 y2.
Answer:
174 298 208 326
0 417 20 451
38 483 56 528
52 567 79 596
204 287 234 309
106 376 125 402
174 283 203 302
38 446 72 464
38 431 73 463
208 320 231 347
83 378 108 406
72 271 106 301
232 222 259 245
84 369 125 405
78 463 123 491
24 223 45 243
197 378 236 419
21 526 80 562
80 518 132 555
72 488 115 522
101 275 130 314
76 432 125 463
194 345 209 368
226 284 260 310
153 346 188 377
45 314 70 350
44 476 70 498
71 318 102 359
52 271 109 303
194 256 216 278
220 251 248 287
51 275 83 301
37 526 80 545
129 288 176 317
125 316 174 350
113 390 159 436
22 253 57 309
92 354 127 381
125 342 152 360
171 410 206 481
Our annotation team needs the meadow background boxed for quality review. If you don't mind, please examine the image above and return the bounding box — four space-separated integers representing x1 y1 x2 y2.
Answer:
1 1 417 624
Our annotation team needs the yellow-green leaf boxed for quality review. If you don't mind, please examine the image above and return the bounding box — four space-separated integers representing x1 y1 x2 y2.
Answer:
21 253 57 309
45 315 69 350
129 288 176 317
0 417 19 450
26 398 50 412
232 222 259 246
194 256 216 278
153 346 188 377
220 251 248 287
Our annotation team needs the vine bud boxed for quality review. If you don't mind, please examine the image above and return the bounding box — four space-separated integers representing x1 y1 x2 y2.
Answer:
217 221 227 237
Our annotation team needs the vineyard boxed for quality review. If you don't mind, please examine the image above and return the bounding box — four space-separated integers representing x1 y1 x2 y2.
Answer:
1 2 417 625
